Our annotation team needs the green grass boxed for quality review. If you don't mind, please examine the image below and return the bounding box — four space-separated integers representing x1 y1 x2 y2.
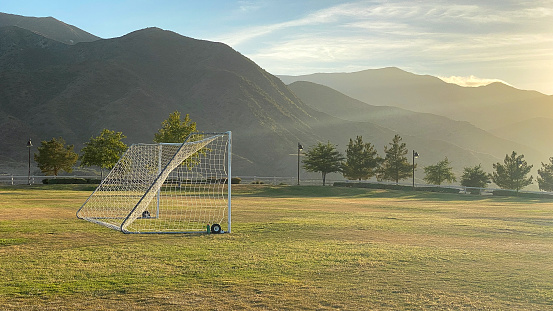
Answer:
1 184 553 310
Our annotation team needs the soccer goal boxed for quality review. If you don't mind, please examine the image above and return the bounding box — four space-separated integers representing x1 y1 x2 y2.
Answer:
77 132 232 234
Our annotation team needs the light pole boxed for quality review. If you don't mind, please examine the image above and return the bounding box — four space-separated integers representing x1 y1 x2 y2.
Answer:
412 150 419 188
297 143 303 185
27 138 32 185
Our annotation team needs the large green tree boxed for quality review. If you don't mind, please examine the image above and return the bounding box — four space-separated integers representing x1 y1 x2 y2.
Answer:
379 134 412 184
342 136 382 181
303 141 345 186
34 137 78 176
154 111 197 143
80 129 127 178
492 151 533 192
423 157 456 185
537 157 553 191
460 164 491 188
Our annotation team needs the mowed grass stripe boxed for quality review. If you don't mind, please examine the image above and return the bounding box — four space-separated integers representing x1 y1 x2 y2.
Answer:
0 184 552 310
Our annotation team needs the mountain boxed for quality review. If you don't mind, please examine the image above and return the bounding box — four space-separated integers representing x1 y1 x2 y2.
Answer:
278 68 553 131
0 12 99 44
491 117 553 159
1 16 549 186
287 81 546 180
0 25 399 177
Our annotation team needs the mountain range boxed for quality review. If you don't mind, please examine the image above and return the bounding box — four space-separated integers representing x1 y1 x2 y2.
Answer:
286 81 548 181
279 69 553 157
0 13 383 177
1 12 551 188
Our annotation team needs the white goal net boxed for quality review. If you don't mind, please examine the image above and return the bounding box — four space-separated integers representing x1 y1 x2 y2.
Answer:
77 132 232 234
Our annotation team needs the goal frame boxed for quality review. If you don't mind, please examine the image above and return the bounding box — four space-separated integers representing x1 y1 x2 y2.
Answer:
77 131 232 234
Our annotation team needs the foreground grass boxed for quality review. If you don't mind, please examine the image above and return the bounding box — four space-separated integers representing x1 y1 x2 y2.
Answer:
1 184 553 310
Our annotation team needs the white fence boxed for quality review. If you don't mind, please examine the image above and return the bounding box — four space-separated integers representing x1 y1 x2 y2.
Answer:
0 175 37 185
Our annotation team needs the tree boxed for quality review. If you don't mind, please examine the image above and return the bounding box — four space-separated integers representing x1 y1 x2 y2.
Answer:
80 129 127 179
492 151 533 192
423 157 456 185
342 136 382 181
154 111 197 143
34 137 78 176
303 141 345 186
537 157 553 191
379 134 412 184
460 164 491 188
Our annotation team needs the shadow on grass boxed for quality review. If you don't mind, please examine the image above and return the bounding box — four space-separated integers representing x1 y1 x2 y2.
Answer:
0 184 98 192
3 184 548 204
234 184 549 204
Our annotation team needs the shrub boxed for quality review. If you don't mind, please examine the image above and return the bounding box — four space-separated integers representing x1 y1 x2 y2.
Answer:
415 186 459 194
43 178 88 184
42 178 101 184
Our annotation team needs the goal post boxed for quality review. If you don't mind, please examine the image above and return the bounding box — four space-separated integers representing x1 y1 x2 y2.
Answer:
77 131 232 234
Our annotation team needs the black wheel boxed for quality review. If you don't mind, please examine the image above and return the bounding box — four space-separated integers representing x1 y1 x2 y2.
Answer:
211 223 222 234
142 211 150 218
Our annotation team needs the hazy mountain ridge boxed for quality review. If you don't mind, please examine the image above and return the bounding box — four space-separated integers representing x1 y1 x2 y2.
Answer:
491 117 553 159
278 68 552 130
0 12 100 44
287 81 546 181
279 68 553 179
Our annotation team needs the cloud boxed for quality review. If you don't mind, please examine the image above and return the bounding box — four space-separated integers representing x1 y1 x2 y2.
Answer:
237 0 263 12
214 0 553 94
438 76 511 88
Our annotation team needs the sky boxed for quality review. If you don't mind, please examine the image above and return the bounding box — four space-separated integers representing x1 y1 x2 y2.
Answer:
3 0 553 95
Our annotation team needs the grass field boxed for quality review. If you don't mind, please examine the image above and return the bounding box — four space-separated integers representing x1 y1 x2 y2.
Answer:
1 184 553 310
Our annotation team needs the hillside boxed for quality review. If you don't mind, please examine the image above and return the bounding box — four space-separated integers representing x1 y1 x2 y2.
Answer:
491 117 553 158
288 81 546 179
0 26 400 177
0 12 99 44
278 68 553 131
0 27 310 175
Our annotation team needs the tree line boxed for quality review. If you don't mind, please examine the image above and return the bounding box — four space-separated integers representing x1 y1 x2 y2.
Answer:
31 111 553 192
302 134 553 192
32 111 195 178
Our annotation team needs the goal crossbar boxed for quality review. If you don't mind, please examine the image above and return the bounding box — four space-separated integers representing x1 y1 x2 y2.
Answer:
77 132 232 234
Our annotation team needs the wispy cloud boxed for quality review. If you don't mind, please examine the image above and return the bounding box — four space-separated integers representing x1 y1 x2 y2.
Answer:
214 0 553 94
438 75 511 88
217 2 346 46
237 0 263 12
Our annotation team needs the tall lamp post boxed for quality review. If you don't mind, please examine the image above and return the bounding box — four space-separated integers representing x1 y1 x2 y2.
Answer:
412 150 419 188
297 143 303 185
27 138 33 185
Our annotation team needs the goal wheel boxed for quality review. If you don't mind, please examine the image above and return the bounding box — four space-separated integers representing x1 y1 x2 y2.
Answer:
211 223 222 234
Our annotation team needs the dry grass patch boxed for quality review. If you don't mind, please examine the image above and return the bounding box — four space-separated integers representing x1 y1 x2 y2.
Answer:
1 184 553 310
